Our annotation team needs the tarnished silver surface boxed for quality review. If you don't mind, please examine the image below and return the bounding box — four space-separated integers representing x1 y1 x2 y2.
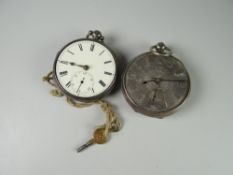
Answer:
122 43 190 118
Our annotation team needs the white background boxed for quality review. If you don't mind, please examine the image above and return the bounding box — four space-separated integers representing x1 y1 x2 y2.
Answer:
0 0 233 175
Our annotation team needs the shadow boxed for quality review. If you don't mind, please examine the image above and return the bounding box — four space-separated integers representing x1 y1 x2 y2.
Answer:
111 50 128 95
104 35 129 96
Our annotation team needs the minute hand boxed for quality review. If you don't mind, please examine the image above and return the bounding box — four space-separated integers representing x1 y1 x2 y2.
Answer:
70 62 89 70
156 78 186 82
143 78 186 84
58 60 89 70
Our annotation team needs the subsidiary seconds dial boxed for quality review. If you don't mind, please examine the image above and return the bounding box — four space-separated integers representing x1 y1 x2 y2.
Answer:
53 39 117 102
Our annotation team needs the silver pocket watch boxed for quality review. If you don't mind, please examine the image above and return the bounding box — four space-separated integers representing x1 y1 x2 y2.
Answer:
122 42 190 118
44 31 121 152
53 30 118 102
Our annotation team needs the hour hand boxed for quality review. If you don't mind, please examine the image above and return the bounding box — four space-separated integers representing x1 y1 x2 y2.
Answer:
143 78 162 84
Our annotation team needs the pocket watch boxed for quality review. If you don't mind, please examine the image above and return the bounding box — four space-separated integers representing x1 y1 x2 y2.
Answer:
53 30 117 102
122 42 190 118
43 30 121 153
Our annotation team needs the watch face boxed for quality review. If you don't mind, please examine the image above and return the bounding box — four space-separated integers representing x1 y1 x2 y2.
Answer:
53 39 117 101
122 52 190 117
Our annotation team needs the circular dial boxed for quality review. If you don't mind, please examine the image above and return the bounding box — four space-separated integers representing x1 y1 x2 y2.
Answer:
122 53 190 117
54 39 116 100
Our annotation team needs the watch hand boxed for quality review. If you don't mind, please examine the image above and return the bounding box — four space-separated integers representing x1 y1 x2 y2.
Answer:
58 60 89 70
70 62 89 70
143 78 162 84
76 78 85 93
143 78 186 84
157 78 186 82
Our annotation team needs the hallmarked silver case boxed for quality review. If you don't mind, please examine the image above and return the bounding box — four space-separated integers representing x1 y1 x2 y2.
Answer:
53 31 118 102
122 42 190 118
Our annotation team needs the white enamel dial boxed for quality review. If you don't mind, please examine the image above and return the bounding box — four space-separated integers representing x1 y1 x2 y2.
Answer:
54 40 116 99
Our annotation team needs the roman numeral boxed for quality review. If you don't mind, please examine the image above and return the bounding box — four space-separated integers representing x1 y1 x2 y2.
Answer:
104 60 112 64
99 50 105 56
104 71 112 75
90 43 95 51
67 50 74 55
99 80 106 87
78 44 83 51
58 60 68 65
59 71 68 77
66 81 71 88
92 88 95 93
